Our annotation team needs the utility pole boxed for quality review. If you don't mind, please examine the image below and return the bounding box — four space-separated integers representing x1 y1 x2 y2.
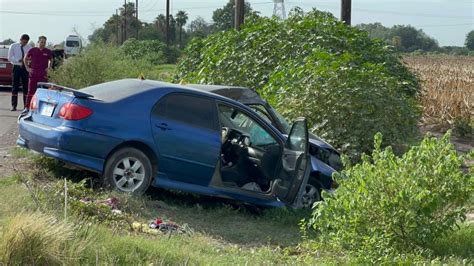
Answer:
341 0 351 25
166 0 170 45
124 0 127 42
235 0 245 30
136 0 139 39
116 9 120 45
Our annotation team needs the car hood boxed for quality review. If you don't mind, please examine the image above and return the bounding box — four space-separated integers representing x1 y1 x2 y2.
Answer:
308 133 337 151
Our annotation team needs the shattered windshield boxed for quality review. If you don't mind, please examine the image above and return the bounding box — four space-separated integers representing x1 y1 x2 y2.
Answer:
270 106 291 134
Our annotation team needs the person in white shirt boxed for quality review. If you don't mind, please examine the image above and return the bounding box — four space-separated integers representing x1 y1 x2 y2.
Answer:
8 34 31 111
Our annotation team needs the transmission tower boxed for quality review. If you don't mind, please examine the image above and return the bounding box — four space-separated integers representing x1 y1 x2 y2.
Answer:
273 0 286 19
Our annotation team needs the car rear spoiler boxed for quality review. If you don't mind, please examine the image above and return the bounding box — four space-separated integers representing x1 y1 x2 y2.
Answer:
37 82 94 99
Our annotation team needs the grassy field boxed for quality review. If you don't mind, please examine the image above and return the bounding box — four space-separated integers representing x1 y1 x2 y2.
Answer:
404 55 473 132
0 148 472 264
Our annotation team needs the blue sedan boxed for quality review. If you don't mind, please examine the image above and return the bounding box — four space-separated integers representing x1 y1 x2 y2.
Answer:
17 79 311 208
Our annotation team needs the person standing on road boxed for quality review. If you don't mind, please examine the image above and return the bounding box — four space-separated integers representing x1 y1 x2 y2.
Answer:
24 36 52 112
7 34 31 111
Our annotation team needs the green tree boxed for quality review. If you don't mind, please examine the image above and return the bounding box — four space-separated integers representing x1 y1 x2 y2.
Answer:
88 2 141 44
188 17 213 38
465 30 474 50
356 23 439 52
176 11 189 48
212 0 254 31
1 38 14 45
176 10 420 157
154 14 177 45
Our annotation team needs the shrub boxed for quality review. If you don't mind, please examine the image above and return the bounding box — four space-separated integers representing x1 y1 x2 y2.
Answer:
121 38 178 65
50 42 175 88
265 50 420 157
175 9 420 158
0 212 87 265
454 116 473 137
308 132 473 261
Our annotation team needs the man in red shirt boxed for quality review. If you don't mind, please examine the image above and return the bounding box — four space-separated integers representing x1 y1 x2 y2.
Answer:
24 35 52 112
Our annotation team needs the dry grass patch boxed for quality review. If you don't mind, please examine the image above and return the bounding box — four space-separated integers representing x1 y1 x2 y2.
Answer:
0 212 88 265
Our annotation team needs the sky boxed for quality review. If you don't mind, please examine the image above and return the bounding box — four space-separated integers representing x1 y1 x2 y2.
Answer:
0 0 473 46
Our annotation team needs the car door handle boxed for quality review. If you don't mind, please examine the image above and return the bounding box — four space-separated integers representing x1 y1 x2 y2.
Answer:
155 123 171 131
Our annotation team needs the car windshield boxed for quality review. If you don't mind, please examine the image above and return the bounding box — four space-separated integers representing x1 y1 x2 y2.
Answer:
249 104 292 134
270 106 292 134
66 41 80 47
219 105 277 147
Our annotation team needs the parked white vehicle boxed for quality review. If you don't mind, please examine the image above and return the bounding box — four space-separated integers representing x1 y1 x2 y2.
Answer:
64 35 82 58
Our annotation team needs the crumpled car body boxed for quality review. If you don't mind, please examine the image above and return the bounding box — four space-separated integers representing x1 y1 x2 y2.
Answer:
187 85 342 203
17 79 313 208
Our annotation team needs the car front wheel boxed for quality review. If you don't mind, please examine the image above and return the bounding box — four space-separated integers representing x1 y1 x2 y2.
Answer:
301 181 321 208
104 147 153 194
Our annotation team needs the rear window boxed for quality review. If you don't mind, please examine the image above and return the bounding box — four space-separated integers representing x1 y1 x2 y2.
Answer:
0 47 9 58
81 79 157 102
153 93 218 131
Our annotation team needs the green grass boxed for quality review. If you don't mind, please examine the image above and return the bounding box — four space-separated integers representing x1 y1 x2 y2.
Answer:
0 155 472 264
429 224 474 259
9 147 35 159
0 178 321 264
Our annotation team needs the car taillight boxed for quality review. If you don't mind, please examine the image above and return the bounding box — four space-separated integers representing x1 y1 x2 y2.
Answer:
30 94 38 111
59 102 93 120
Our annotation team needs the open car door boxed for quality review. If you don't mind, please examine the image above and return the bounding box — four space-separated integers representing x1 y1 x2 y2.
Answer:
272 118 310 207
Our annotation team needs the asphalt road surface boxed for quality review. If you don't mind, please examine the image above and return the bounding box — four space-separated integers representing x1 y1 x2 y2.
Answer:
0 86 20 147
0 86 24 178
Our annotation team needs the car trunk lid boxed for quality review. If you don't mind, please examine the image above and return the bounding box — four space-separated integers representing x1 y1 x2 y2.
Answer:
30 83 93 127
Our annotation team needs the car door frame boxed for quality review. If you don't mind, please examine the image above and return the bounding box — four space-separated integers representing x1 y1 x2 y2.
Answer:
213 100 311 206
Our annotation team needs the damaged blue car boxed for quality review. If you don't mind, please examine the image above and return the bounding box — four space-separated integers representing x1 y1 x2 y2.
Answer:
188 84 342 207
18 79 314 208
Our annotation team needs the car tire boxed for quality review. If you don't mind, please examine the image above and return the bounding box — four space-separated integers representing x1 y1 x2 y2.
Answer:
104 147 153 194
301 180 322 208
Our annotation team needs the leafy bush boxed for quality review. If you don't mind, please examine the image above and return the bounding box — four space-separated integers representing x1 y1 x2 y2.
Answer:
121 39 167 65
50 42 176 88
308 132 473 261
453 116 473 137
120 38 180 64
175 9 420 157
265 50 420 157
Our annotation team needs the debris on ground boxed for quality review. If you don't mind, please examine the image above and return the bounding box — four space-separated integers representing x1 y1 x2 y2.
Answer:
79 197 121 213
132 218 193 236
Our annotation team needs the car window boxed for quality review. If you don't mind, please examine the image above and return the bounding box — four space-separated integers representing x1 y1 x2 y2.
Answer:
153 93 218 131
249 104 273 124
218 105 277 147
270 106 292 134
66 41 80 47
0 47 9 58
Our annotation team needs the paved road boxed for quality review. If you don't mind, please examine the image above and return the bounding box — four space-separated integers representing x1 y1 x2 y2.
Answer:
0 86 23 178
0 87 19 141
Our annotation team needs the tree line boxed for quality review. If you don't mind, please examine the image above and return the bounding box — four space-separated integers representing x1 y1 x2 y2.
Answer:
357 23 474 55
88 0 254 48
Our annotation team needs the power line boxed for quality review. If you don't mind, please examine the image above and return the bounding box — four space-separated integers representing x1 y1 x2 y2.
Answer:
0 2 274 17
413 22 474 28
287 2 474 19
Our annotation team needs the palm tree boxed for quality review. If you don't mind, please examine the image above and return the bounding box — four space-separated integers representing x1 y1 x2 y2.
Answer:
175 10 188 48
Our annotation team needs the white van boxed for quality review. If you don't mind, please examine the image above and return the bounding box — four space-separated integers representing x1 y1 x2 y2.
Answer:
64 35 82 58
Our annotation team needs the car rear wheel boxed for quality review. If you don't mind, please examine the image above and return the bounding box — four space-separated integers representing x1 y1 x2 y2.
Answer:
104 147 153 194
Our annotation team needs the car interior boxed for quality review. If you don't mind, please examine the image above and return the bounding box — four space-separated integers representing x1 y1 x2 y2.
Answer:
217 105 283 193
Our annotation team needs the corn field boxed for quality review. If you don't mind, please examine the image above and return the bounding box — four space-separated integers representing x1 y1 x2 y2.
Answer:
404 55 473 129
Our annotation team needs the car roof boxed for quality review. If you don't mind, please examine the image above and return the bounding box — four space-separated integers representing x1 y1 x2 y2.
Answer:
185 84 266 105
80 79 253 104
